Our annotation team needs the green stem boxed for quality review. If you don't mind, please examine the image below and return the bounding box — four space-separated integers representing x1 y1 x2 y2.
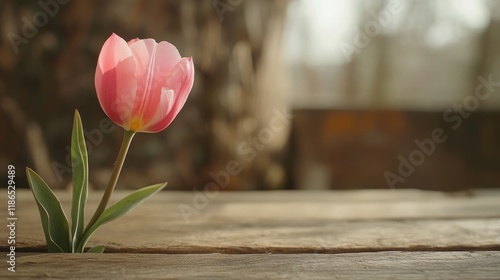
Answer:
84 130 135 234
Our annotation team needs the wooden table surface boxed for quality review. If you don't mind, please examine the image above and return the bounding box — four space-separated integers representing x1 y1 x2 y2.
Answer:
1 189 499 279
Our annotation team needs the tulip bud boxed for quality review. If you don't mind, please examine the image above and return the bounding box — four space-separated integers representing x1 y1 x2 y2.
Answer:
95 33 194 133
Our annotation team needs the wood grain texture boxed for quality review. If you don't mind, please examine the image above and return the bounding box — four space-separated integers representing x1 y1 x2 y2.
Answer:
2 252 499 279
1 189 499 253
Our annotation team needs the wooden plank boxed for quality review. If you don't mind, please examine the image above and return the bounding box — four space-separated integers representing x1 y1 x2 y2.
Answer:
1 190 499 253
2 252 499 279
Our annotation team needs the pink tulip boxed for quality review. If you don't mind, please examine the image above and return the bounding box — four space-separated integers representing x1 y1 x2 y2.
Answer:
95 33 194 133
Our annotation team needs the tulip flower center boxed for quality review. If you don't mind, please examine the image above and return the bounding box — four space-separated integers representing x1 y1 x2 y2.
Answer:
129 117 143 132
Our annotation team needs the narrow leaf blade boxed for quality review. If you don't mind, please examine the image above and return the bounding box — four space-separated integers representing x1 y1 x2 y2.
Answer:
87 245 105 253
71 110 89 252
26 168 71 253
77 183 166 252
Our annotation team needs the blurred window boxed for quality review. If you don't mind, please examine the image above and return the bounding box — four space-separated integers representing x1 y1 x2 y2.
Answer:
283 0 500 110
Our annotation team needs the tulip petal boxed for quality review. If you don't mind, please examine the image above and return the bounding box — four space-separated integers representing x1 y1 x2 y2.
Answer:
128 39 181 131
145 57 194 133
139 88 175 133
127 38 139 45
95 33 137 130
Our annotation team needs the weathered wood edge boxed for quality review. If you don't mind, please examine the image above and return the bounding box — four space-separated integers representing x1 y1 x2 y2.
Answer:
2 252 499 280
4 218 500 254
4 188 497 202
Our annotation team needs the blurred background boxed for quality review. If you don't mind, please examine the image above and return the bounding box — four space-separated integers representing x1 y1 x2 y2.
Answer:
1 0 499 191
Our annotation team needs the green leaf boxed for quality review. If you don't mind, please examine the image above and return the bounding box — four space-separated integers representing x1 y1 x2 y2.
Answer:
26 168 71 253
70 110 89 252
87 245 105 253
77 182 167 252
